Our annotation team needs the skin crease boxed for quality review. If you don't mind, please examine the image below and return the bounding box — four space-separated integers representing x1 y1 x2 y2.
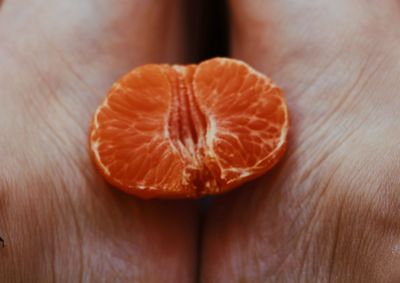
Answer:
0 0 199 282
1 0 400 283
201 0 400 282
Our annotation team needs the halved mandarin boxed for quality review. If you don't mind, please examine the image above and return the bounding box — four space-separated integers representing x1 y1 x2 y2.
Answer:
89 57 288 199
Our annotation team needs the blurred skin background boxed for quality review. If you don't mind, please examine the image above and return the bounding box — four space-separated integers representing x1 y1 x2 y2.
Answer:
1 0 400 282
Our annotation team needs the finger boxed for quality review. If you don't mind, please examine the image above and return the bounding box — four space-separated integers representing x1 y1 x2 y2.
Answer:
0 1 199 282
201 1 400 282
0 0 186 104
230 0 400 93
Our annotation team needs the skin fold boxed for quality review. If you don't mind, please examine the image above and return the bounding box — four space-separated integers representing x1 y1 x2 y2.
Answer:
1 0 400 282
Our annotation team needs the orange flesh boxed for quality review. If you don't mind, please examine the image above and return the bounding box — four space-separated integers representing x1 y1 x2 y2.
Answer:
167 66 208 184
90 58 289 199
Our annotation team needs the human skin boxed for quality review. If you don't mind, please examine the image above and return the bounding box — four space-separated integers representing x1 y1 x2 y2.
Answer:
201 0 400 282
1 0 400 282
0 0 199 282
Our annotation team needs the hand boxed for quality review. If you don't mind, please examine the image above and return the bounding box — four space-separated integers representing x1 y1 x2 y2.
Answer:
202 0 400 282
2 0 400 282
0 1 198 282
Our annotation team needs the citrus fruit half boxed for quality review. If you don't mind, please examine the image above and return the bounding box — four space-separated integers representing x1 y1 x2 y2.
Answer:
89 57 288 199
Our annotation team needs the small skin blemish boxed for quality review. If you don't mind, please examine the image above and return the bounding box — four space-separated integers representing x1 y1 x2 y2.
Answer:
392 244 400 256
0 236 4 248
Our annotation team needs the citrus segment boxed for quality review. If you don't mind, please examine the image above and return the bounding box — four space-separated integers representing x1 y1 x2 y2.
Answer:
90 58 289 199
193 58 288 192
90 65 187 197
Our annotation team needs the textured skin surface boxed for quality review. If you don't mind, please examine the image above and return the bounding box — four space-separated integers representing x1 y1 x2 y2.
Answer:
0 0 198 282
201 0 400 282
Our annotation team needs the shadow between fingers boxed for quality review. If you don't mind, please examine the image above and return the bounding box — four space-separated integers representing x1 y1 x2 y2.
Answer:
184 0 230 62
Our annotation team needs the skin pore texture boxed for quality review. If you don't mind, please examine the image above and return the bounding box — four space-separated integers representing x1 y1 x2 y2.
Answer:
1 0 400 282
0 0 198 282
202 0 400 282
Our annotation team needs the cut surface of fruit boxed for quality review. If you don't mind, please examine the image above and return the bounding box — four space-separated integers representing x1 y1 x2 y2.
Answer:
89 57 289 199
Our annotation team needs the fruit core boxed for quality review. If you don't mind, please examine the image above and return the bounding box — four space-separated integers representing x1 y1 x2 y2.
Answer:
167 66 218 192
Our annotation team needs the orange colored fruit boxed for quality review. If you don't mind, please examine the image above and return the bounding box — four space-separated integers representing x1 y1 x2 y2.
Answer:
89 57 288 199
